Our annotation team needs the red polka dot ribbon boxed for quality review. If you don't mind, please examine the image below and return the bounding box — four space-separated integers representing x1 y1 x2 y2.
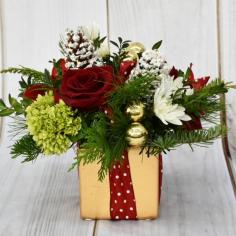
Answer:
109 151 163 220
109 150 137 220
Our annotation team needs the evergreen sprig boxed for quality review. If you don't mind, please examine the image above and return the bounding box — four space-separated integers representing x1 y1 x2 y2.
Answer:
8 116 28 139
181 78 227 112
72 110 131 181
109 73 157 108
173 78 228 121
148 125 226 155
78 113 109 180
1 66 44 80
0 67 53 87
11 135 42 162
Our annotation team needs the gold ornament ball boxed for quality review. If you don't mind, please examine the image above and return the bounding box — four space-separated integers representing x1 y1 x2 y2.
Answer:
126 122 148 146
127 42 145 55
124 42 145 61
126 103 144 121
123 50 139 61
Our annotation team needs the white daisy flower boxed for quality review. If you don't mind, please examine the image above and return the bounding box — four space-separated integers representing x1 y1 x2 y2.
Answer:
81 23 100 41
97 42 109 58
158 74 184 98
153 75 191 125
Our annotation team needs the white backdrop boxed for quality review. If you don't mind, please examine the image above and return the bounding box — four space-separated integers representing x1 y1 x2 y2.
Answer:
0 1 236 236
0 2 3 143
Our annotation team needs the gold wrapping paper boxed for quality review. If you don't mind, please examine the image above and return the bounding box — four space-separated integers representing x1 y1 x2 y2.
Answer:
79 147 160 220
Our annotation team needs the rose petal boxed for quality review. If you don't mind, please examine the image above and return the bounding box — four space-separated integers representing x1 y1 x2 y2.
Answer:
60 65 114 110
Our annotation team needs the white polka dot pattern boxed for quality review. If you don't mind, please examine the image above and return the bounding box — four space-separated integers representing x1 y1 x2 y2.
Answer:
109 150 137 220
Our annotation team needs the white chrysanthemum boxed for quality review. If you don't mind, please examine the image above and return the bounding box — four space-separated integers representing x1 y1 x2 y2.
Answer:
97 42 109 58
159 74 194 97
153 75 191 125
81 23 100 40
158 74 184 97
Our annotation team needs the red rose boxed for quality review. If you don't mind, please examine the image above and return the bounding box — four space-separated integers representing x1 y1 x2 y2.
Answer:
23 84 50 100
51 59 67 80
60 66 114 110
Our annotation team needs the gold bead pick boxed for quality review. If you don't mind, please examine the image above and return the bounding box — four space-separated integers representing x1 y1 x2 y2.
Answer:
126 103 144 122
126 122 148 146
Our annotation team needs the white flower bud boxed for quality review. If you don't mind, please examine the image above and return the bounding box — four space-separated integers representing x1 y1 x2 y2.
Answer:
97 42 109 58
81 23 100 41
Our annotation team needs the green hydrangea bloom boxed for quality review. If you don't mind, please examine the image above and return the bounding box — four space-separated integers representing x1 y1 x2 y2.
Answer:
26 92 82 155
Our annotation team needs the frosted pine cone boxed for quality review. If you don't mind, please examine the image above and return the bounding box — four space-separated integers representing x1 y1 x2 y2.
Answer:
60 27 102 69
132 49 170 77
130 50 170 106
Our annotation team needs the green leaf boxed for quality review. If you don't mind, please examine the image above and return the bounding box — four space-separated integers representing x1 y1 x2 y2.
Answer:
99 36 106 44
152 40 162 50
8 95 23 113
19 77 28 89
178 70 184 77
9 94 18 106
123 40 131 44
0 108 15 116
122 42 129 49
21 98 32 108
0 99 6 110
185 67 192 80
110 40 119 48
118 37 123 44
27 76 32 85
44 69 51 80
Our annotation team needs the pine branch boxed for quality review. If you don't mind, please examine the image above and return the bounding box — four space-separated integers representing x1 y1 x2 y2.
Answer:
174 78 228 120
108 74 157 108
0 67 53 86
182 78 227 108
1 66 44 80
78 114 109 180
59 36 67 56
147 125 226 155
8 116 28 139
11 135 42 162
70 111 130 181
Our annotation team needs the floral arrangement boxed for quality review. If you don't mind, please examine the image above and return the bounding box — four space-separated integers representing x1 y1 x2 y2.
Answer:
0 24 234 180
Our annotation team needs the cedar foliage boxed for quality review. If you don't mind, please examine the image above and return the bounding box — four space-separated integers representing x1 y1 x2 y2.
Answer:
11 135 42 162
1 67 53 86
